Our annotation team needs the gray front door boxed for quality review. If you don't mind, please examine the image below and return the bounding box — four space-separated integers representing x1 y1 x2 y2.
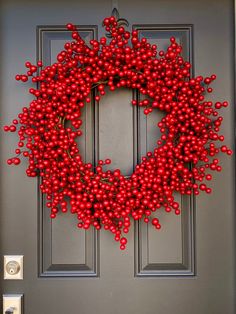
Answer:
1 1 235 313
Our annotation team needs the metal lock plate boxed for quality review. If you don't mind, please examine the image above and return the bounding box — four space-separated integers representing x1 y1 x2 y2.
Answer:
3 294 23 314
4 255 23 280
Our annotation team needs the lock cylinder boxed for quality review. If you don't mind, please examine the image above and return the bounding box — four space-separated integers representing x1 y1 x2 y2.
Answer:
6 261 21 275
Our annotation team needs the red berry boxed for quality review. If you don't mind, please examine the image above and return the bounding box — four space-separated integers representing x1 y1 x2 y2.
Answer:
7 159 13 165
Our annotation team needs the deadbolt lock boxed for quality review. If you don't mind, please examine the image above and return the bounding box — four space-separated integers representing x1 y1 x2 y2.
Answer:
4 255 23 280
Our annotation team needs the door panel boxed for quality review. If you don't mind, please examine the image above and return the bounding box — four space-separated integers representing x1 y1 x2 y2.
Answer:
38 24 194 278
38 26 98 277
0 0 235 314
135 25 194 276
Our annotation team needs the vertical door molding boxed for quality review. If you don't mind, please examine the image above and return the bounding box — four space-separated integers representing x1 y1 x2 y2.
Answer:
37 25 99 277
133 25 195 276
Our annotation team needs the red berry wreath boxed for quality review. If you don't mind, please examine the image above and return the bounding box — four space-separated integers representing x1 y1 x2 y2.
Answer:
4 16 232 250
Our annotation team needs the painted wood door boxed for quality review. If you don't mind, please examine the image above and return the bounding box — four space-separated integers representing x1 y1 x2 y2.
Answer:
1 0 235 313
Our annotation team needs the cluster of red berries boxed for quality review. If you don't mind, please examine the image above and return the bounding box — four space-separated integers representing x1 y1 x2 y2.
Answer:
4 16 232 250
